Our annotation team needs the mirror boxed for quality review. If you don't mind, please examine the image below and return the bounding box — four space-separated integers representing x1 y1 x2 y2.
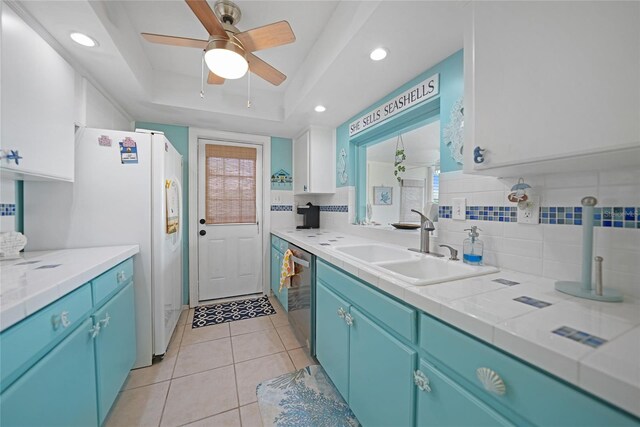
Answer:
365 120 440 225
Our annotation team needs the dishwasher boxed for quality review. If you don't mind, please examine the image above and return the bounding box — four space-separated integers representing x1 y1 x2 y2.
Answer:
286 243 316 357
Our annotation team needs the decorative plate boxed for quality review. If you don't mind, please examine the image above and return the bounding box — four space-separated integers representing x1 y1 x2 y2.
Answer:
391 223 421 230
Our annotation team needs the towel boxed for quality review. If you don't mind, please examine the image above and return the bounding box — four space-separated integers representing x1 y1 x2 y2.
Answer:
279 249 295 292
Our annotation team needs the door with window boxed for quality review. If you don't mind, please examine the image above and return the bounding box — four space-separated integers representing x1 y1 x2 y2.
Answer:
198 141 263 301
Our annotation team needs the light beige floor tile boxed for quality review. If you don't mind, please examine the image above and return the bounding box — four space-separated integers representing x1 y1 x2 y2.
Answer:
275 325 302 350
288 348 315 370
177 308 189 326
105 381 169 427
239 403 263 427
232 329 285 363
230 317 274 336
173 338 233 378
268 311 289 328
123 354 177 390
161 365 238 427
235 352 295 406
187 308 195 325
182 322 230 347
182 409 241 427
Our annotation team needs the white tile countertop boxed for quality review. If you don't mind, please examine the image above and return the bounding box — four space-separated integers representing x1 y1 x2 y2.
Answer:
0 245 139 332
272 228 640 417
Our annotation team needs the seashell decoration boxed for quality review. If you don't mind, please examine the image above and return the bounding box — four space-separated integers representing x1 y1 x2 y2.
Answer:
476 367 506 396
0 231 27 259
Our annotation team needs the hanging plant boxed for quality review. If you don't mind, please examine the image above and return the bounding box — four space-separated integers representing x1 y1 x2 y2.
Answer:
394 134 406 182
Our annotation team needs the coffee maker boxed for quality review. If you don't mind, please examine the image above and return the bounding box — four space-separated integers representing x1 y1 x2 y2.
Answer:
296 202 320 229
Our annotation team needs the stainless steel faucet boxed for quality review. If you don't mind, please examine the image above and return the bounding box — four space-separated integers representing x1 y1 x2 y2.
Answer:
409 209 443 257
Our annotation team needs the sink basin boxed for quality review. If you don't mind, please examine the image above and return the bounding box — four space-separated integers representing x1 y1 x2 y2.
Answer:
376 257 499 285
334 244 416 263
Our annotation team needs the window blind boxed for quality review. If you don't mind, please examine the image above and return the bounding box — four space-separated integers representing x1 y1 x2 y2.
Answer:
205 145 257 224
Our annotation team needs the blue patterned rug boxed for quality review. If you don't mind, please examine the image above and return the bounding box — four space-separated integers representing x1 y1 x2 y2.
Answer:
257 365 360 427
192 295 276 328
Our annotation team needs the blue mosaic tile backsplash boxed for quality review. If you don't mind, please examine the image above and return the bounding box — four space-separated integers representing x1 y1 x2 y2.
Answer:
319 205 349 213
0 204 16 217
270 205 349 213
439 205 640 228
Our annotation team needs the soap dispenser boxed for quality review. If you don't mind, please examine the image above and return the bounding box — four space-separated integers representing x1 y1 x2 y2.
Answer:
463 226 483 265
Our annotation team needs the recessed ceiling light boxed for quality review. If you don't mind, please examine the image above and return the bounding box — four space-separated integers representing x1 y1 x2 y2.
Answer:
314 105 326 113
369 47 387 61
70 32 98 47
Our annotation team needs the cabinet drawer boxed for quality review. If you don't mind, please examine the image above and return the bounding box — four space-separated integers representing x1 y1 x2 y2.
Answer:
317 260 416 342
92 258 133 306
271 235 288 253
419 314 638 426
0 284 93 391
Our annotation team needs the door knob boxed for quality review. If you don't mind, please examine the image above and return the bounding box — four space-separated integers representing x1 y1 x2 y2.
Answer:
199 230 206 236
200 218 205 224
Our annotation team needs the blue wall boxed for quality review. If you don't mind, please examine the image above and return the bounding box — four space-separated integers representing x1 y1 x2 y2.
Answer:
135 122 190 305
270 137 293 191
335 49 464 188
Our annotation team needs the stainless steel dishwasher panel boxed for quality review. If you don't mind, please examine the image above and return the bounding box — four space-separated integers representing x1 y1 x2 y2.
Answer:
286 244 315 355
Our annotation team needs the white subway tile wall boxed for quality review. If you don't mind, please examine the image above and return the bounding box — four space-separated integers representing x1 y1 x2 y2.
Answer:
270 169 639 298
435 170 640 297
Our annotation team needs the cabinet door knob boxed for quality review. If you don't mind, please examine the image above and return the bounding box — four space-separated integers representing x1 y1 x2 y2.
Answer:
89 323 101 339
100 312 111 328
116 270 127 284
476 367 506 396
344 313 354 327
414 370 431 392
51 311 71 330
2 150 23 165
337 307 346 319
473 146 486 164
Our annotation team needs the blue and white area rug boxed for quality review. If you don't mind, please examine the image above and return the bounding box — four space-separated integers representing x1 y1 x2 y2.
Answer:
192 295 276 328
257 365 360 427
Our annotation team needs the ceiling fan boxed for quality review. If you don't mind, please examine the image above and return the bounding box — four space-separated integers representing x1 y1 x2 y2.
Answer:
141 0 295 86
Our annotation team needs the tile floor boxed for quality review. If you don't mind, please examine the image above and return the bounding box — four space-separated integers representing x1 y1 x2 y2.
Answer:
105 296 315 427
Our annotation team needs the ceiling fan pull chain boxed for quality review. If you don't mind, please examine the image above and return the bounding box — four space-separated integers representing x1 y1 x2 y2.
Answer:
200 50 205 99
247 70 252 108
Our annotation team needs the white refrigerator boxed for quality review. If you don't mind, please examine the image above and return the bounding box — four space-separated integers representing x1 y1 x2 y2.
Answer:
24 128 183 368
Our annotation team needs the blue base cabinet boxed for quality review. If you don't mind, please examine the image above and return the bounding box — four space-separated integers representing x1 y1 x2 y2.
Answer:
314 258 640 427
316 281 350 399
270 235 288 311
348 306 416 427
0 258 136 427
94 283 136 424
0 318 98 427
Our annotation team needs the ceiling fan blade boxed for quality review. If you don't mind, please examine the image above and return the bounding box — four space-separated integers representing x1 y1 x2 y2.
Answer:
207 71 225 85
185 0 227 39
247 53 286 86
234 21 295 52
141 33 208 49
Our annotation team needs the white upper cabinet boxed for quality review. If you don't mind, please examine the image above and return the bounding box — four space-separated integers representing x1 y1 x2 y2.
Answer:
293 126 335 195
1 6 75 182
463 2 640 177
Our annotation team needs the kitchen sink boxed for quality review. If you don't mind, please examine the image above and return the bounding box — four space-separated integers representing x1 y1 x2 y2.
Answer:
333 244 416 263
376 257 499 286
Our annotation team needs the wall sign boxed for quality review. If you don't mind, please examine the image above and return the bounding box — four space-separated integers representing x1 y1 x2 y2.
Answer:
349 74 439 137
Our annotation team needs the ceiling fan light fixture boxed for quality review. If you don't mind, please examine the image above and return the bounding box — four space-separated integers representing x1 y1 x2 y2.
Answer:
314 105 326 113
70 32 98 47
369 47 387 61
204 38 248 80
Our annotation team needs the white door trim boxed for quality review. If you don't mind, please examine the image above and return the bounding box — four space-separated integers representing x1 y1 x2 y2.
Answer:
188 127 271 308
